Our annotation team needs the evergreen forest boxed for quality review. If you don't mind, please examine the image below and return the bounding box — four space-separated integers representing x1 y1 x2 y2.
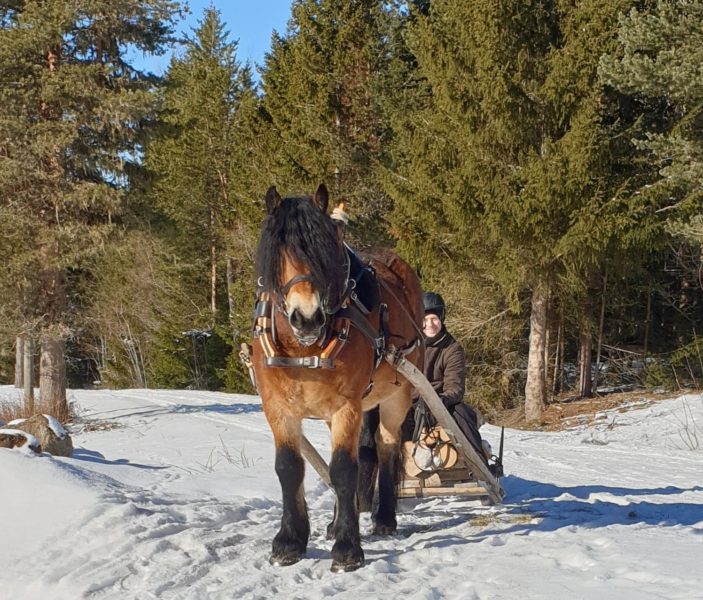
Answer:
1 0 702 423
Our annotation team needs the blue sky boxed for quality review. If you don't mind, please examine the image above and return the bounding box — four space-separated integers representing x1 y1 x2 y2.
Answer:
135 1 294 79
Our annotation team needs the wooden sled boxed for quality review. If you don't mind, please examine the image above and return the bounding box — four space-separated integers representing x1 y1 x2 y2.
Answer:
296 350 506 506
391 354 505 505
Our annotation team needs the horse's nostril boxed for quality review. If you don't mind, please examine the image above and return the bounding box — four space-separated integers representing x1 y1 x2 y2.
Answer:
290 308 304 330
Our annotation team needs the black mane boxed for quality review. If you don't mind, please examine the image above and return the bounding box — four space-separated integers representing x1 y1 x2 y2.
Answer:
255 196 346 306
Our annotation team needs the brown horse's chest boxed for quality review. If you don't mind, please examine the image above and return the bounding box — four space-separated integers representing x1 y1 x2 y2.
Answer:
261 374 355 420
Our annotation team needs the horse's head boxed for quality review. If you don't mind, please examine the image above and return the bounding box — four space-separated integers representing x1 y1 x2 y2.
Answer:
256 184 347 347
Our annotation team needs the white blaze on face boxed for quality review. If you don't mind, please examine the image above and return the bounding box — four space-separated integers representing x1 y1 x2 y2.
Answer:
286 284 321 320
281 254 322 326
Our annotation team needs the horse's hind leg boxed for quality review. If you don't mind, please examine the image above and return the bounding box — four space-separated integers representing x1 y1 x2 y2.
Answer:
373 398 409 535
357 407 379 513
269 418 310 566
329 403 364 572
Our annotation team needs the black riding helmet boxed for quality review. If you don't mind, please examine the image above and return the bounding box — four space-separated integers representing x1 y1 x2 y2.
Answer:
422 291 446 322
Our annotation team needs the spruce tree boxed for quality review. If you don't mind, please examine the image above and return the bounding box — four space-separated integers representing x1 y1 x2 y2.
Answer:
600 0 703 258
259 0 397 242
388 1 644 419
0 0 180 418
144 7 260 391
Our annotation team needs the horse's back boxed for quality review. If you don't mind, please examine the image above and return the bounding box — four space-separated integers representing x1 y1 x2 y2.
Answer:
359 247 423 352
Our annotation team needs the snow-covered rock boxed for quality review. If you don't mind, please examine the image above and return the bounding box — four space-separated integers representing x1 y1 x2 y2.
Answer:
6 414 73 457
0 428 41 453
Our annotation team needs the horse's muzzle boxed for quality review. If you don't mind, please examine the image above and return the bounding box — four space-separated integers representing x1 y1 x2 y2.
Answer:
289 307 326 346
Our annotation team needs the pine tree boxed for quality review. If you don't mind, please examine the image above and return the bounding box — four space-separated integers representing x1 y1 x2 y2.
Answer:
0 0 180 418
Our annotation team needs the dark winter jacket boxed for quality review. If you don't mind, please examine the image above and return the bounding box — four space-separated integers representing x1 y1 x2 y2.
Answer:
421 328 467 410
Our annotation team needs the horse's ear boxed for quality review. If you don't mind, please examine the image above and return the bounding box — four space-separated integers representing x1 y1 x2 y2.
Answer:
312 184 329 213
264 186 282 214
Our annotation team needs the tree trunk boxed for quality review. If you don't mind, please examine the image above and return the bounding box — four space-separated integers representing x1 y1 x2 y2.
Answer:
210 208 217 314
525 284 548 423
39 333 68 422
578 329 593 398
643 278 653 358
544 304 551 401
15 336 24 388
594 271 608 390
552 310 563 399
226 256 238 343
23 337 34 414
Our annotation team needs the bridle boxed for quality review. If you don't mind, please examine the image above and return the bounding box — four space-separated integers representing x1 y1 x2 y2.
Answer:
253 244 387 371
272 246 352 319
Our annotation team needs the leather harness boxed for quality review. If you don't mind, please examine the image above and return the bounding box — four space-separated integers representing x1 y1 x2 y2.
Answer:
252 246 390 372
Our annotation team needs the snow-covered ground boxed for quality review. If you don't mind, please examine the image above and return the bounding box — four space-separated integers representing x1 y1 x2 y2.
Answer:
1 386 702 599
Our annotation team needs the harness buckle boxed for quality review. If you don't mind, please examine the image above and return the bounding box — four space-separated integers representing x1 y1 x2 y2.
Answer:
300 356 320 368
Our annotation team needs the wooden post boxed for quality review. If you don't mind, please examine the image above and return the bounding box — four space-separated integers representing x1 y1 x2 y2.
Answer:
39 333 67 421
15 336 24 388
23 337 34 415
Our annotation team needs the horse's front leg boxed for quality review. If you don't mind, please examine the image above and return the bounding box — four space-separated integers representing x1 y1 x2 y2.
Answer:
269 416 310 566
329 402 364 572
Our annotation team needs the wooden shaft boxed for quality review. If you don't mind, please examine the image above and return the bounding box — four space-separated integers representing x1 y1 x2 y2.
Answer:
300 434 331 487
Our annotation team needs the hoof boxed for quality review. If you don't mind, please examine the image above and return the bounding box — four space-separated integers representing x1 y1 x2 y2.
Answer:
372 522 396 536
330 556 364 573
269 552 303 567
331 540 364 573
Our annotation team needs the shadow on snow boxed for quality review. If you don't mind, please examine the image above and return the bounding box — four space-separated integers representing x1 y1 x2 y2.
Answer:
365 475 703 559
71 448 169 470
84 401 263 421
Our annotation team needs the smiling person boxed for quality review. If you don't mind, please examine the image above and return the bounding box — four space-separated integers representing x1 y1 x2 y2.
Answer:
420 292 466 411
403 292 490 467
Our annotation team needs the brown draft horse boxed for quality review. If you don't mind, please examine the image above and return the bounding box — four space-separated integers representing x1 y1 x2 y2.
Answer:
251 184 424 572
